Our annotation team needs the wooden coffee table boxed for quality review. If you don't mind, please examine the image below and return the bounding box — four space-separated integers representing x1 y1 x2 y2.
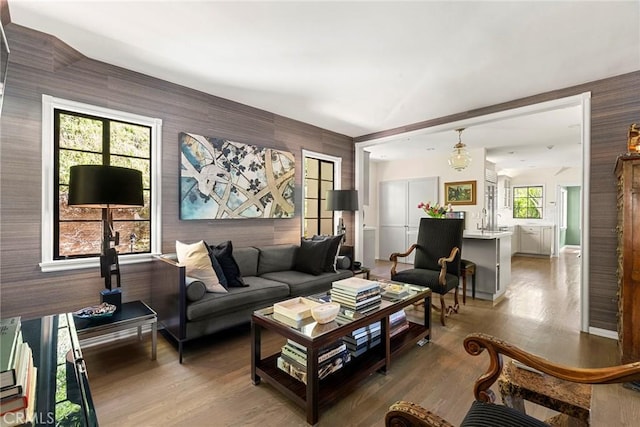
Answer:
251 285 432 424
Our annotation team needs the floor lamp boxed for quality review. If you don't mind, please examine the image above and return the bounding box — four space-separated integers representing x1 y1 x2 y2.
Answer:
326 189 359 243
68 165 143 310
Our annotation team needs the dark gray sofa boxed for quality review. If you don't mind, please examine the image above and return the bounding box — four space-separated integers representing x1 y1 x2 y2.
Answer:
151 243 353 362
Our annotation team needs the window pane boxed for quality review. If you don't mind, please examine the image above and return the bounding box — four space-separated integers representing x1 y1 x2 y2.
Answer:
114 221 150 253
513 187 527 198
58 150 102 185
59 187 101 221
320 162 334 181
59 222 102 257
305 158 319 178
110 121 151 158
305 199 318 218
305 178 319 197
58 113 103 152
305 219 318 237
529 187 543 197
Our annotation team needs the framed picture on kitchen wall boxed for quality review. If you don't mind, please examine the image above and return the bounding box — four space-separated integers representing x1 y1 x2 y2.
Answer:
444 180 476 205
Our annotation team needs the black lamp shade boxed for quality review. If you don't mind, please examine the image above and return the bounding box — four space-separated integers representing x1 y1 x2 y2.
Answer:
68 165 144 208
326 189 359 211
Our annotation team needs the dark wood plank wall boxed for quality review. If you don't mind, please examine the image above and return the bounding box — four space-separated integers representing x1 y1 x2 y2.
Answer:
356 71 640 332
0 24 354 319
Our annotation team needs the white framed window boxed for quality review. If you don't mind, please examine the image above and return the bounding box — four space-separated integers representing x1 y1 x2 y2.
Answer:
512 185 544 219
40 95 162 272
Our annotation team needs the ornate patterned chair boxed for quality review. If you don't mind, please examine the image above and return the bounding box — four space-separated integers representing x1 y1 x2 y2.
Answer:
385 333 640 427
390 218 464 326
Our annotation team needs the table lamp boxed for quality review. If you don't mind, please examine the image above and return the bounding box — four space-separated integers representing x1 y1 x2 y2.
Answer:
326 189 359 242
68 165 143 310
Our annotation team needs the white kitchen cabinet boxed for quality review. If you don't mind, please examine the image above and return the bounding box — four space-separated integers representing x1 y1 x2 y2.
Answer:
498 175 512 209
516 225 554 256
379 177 438 264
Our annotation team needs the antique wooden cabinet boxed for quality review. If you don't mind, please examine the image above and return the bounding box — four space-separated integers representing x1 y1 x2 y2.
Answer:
615 154 640 363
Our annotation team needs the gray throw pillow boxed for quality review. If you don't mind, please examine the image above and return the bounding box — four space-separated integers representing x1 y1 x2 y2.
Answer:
294 238 331 275
312 234 343 273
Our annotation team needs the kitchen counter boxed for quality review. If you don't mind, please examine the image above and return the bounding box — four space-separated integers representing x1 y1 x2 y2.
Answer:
463 230 513 239
462 231 512 303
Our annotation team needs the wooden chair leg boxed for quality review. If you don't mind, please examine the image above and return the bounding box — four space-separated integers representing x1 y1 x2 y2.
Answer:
453 285 460 312
439 294 446 326
462 274 467 305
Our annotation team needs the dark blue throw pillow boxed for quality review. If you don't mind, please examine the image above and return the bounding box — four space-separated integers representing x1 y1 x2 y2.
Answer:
204 242 228 289
207 241 247 287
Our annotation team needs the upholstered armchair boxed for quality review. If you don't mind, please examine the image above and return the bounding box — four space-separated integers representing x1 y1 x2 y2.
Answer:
390 218 464 326
385 333 640 427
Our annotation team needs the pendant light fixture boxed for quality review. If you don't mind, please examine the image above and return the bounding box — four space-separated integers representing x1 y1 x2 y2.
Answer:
448 128 472 171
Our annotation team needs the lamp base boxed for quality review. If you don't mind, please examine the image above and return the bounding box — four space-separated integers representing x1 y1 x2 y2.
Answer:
100 288 122 312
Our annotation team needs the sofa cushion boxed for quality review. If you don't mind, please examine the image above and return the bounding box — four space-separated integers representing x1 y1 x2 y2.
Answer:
257 244 297 275
312 234 343 273
186 277 289 321
185 277 207 302
176 240 227 293
261 269 354 297
208 241 247 287
294 238 331 275
233 247 260 277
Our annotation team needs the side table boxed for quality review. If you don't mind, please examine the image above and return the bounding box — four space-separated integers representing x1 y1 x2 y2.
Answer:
499 360 591 426
352 267 371 280
73 300 157 360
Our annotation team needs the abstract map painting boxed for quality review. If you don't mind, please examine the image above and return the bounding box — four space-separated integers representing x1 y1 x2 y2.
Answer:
180 132 295 219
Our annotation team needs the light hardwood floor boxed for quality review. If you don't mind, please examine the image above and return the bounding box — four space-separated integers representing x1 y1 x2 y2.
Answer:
82 249 640 426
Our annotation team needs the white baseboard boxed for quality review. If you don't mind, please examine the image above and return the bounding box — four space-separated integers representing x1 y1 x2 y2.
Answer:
588 326 618 341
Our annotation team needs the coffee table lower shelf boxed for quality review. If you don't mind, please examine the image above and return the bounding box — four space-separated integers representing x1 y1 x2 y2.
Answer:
253 321 430 424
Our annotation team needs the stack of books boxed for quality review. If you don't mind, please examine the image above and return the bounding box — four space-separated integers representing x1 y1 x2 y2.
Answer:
389 309 409 338
1 317 37 427
342 321 382 357
330 277 381 313
276 339 351 384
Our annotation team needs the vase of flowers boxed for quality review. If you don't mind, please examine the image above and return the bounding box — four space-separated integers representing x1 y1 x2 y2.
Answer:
418 202 452 218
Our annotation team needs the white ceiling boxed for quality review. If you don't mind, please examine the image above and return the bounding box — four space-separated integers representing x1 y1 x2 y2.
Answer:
7 0 640 171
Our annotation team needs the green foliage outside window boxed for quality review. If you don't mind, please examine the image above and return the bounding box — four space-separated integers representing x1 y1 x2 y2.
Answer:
55 110 152 259
512 186 543 219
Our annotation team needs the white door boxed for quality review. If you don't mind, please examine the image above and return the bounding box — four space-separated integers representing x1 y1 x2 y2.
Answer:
379 180 407 263
379 177 438 265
